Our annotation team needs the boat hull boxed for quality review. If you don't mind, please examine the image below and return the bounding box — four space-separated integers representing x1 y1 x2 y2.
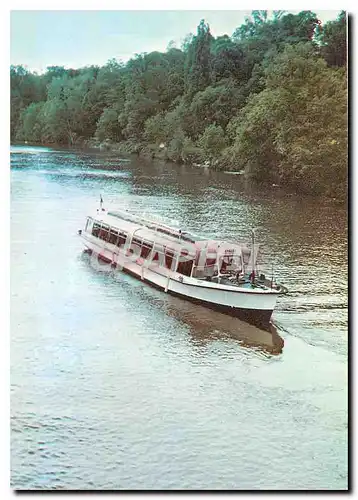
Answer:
152 283 273 329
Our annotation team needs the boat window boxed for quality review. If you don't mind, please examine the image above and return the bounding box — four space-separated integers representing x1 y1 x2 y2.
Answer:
204 256 217 276
177 259 194 277
99 224 110 241
85 217 93 232
141 240 153 259
92 222 101 238
108 228 119 245
165 249 174 270
117 232 127 247
152 245 165 266
86 218 94 234
219 254 239 274
132 237 142 247
131 237 142 256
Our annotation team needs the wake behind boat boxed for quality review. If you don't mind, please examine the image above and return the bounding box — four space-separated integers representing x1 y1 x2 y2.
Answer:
78 200 286 329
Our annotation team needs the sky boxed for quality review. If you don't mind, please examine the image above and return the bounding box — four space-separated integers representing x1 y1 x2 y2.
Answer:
10 8 343 73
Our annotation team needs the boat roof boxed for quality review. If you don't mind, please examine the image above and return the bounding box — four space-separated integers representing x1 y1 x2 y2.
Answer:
90 208 247 254
93 209 207 243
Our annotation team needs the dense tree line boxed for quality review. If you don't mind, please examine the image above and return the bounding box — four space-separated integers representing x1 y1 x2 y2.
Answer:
11 10 347 198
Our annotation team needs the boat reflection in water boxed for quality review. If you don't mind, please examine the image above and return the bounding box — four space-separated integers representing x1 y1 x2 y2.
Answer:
163 293 284 355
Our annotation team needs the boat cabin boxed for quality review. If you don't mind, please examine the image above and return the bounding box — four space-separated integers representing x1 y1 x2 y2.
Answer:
84 210 252 279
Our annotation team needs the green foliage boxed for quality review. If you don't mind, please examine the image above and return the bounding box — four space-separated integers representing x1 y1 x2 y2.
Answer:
227 88 285 179
185 19 213 95
16 102 45 142
228 43 347 195
231 10 320 77
232 10 319 46
167 129 186 162
144 112 167 144
210 36 250 83
198 124 227 160
166 130 202 163
316 11 347 67
96 107 123 142
10 65 47 139
175 79 246 140
10 11 347 199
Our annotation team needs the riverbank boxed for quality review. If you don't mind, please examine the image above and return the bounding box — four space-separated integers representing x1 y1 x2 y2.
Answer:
84 137 212 168
83 138 347 202
10 140 347 204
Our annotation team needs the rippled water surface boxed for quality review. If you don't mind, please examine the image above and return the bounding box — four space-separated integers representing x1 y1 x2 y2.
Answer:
11 145 348 490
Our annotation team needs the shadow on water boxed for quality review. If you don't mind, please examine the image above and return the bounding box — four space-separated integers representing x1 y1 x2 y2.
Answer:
164 297 284 355
79 250 284 356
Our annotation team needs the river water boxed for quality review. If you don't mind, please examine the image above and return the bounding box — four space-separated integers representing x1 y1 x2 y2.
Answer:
10 145 348 490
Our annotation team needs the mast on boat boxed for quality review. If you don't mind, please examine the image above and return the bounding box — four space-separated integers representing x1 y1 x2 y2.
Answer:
250 229 256 283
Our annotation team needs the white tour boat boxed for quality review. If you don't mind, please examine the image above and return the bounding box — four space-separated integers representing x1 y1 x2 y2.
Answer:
78 201 285 328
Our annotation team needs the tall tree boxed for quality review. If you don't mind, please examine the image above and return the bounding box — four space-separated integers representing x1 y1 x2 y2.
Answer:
185 20 213 95
210 35 250 83
317 11 347 67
